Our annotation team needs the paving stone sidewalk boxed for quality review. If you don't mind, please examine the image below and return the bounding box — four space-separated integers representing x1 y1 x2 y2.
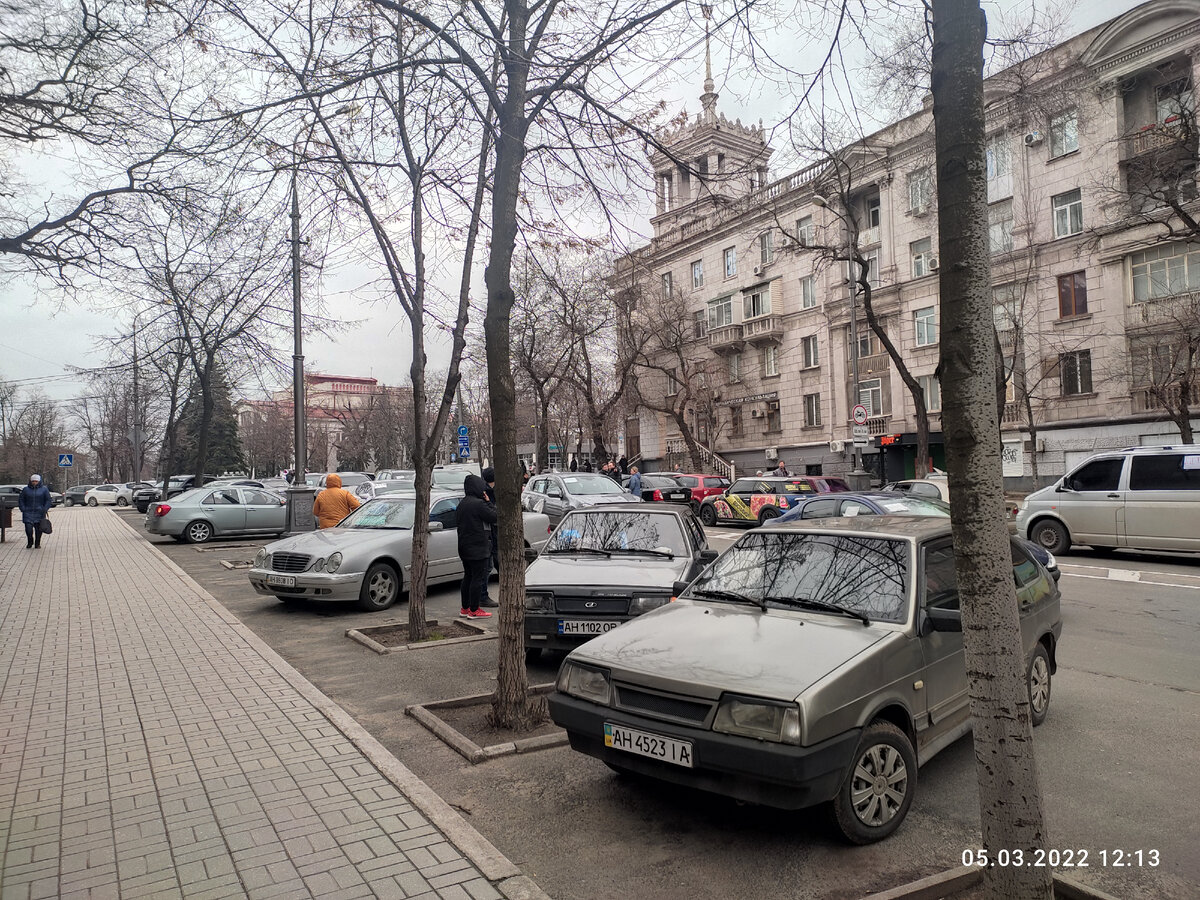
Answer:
0 510 542 900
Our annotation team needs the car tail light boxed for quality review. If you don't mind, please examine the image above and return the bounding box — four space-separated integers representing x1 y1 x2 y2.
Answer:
652 489 663 501
547 524 553 534
155 504 171 517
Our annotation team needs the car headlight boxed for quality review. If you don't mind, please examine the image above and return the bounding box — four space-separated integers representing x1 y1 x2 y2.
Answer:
254 549 270 568
327 552 343 573
525 592 553 612
629 594 670 615
556 662 612 706
713 696 801 744
312 558 326 572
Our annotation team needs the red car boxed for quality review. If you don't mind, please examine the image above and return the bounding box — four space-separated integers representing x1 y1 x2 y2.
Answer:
669 473 732 514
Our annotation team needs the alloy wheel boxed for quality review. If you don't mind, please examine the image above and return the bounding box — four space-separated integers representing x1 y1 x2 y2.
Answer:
849 744 908 828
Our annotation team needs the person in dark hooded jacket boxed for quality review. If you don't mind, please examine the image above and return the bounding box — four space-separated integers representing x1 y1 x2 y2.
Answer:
477 467 500 608
457 474 497 618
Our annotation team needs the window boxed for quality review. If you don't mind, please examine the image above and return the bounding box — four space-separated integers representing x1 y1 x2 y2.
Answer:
691 259 704 289
203 490 239 505
1059 350 1092 396
724 246 737 278
1130 242 1200 302
728 352 742 383
918 374 941 412
993 285 1019 335
1057 271 1088 317
1052 189 1083 238
1066 457 1122 492
1049 110 1078 158
1130 454 1200 491
914 306 937 346
430 498 460 529
857 330 875 360
801 498 839 519
764 400 781 432
911 238 933 278
759 231 774 265
851 250 881 289
802 334 819 368
1156 77 1193 125
762 345 779 377
859 378 883 416
986 133 1011 181
744 287 770 318
692 309 707 339
660 272 672 298
707 295 734 329
666 368 680 396
908 168 933 212
866 195 882 228
730 405 744 437
923 543 960 610
988 200 1014 253
800 275 816 309
804 392 821 427
796 215 815 246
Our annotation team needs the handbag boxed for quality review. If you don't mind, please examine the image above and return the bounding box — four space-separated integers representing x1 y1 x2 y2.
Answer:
41 515 52 535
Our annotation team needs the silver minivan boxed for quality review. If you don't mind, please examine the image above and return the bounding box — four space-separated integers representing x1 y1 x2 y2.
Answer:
1016 446 1200 555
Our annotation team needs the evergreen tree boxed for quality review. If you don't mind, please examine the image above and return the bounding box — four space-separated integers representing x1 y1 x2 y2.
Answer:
174 373 245 474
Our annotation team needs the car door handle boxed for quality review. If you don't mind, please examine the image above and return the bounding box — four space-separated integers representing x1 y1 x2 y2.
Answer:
1107 493 1120 499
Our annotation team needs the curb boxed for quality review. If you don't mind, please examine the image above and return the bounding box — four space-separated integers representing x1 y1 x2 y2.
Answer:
863 864 1124 900
116 516 550 898
406 684 568 764
346 620 496 654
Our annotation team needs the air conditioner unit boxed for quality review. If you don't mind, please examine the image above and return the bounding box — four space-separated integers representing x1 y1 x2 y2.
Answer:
750 408 763 418
829 440 845 453
911 204 928 217
765 447 778 460
928 256 940 271
752 264 764 276
1024 130 1043 147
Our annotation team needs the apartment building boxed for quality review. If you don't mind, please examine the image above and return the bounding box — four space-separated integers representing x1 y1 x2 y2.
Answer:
620 0 1200 486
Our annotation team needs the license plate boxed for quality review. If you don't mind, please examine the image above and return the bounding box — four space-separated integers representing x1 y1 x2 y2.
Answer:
266 574 296 587
557 619 621 635
604 723 693 768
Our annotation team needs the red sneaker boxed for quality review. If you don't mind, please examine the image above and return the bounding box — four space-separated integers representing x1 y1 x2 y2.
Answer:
459 608 470 618
467 609 493 619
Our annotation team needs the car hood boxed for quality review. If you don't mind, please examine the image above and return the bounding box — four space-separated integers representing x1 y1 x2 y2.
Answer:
262 527 409 562
527 554 691 589
569 600 891 702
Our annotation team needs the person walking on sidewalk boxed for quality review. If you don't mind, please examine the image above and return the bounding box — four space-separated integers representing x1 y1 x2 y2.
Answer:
478 467 500 609
18 474 52 549
628 466 642 498
312 473 361 529
457 474 497 619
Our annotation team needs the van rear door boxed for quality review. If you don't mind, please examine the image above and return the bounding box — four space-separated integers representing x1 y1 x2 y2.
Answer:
1123 453 1200 552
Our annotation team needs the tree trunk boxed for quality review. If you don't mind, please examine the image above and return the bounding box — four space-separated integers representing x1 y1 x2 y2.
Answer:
537 392 551 469
1023 392 1040 482
932 3 1052 899
193 368 214 482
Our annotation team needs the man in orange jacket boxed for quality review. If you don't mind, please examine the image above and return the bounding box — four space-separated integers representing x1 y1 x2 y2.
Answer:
312 473 361 528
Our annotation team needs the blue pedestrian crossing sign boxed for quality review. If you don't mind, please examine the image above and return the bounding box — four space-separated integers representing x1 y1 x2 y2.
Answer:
58 454 74 467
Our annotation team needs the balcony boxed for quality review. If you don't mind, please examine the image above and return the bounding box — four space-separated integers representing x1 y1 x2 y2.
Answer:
1132 383 1200 413
708 323 745 353
743 315 784 345
859 225 881 247
1124 122 1196 156
846 414 892 436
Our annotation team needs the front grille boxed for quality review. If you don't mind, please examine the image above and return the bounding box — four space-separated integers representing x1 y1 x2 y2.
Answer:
556 596 628 614
271 553 311 573
615 685 713 724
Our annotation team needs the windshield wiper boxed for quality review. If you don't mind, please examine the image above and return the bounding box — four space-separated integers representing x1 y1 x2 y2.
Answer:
546 547 612 557
689 588 767 612
606 548 674 558
772 596 870 625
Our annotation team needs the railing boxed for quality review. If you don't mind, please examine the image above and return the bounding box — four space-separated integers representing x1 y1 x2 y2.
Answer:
1002 401 1023 424
707 323 745 351
664 440 735 480
742 315 784 343
850 415 891 436
859 225 881 246
1126 123 1193 156
1131 383 1200 412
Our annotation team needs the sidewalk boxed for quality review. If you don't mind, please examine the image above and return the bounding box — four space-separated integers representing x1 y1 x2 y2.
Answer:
0 510 544 900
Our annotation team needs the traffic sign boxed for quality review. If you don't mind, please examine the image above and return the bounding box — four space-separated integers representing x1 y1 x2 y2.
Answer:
852 404 869 426
852 424 869 446
58 454 73 467
457 425 469 438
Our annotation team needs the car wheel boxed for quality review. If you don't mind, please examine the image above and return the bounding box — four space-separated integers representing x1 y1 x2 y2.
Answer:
1027 643 1052 727
524 646 541 664
87 497 98 507
1030 519 1069 555
831 721 917 844
357 562 400 612
116 497 129 507
64 497 74 507
757 507 781 526
699 504 717 527
184 520 213 544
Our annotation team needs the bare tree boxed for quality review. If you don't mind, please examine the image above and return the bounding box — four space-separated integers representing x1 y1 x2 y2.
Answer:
1 392 69 482
1127 295 1200 444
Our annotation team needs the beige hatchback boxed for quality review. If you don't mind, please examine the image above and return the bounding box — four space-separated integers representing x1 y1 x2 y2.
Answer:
549 517 1062 843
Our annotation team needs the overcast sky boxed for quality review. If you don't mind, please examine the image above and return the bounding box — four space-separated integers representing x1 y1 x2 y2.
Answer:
0 0 1144 414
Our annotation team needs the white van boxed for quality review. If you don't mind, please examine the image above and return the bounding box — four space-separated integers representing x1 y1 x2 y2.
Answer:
1015 446 1200 555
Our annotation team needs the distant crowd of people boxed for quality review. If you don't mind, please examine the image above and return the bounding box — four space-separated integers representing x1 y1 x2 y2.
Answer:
520 455 643 486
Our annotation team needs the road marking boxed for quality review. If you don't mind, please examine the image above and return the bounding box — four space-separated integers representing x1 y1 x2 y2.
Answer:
1062 570 1200 590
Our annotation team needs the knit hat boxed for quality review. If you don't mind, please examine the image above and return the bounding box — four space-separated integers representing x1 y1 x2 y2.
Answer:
30 474 41 483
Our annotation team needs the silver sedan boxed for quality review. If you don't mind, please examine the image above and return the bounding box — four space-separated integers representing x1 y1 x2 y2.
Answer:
247 491 552 611
144 486 289 543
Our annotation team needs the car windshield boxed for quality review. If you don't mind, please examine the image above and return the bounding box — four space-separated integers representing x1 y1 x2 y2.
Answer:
869 497 950 516
562 475 625 496
432 470 471 489
685 531 911 623
549 511 689 556
334 473 371 487
641 475 682 488
340 498 415 529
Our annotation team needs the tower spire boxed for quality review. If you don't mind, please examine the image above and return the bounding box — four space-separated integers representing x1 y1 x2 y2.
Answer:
700 4 718 124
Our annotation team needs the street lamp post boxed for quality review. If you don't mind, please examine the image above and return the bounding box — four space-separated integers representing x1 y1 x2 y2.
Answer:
285 164 315 532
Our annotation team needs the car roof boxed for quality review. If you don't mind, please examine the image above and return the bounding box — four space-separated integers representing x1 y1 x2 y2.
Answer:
761 514 953 541
563 503 689 516
804 491 907 502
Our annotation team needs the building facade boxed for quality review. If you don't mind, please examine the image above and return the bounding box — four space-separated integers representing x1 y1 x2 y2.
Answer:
623 0 1200 487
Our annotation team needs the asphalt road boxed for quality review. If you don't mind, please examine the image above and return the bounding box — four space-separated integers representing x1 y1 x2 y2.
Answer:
109 508 1200 899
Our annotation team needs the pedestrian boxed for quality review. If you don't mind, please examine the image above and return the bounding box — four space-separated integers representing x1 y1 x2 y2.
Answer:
569 457 578 472
582 458 593 473
773 459 790 477
628 465 642 498
478 467 500 608
311 473 361 528
18 474 52 549
673 464 683 473
618 455 628 475
457 474 497 619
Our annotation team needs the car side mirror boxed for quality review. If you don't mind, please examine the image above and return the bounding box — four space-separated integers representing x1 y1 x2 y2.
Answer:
925 606 962 632
672 580 691 598
1055 482 1073 493
699 549 719 563
524 547 539 563
428 521 444 532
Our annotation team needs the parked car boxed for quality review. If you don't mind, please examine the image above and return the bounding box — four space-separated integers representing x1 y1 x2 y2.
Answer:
247 492 552 612
620 474 693 505
355 479 418 501
524 505 718 661
549 517 1062 843
522 472 642 524
881 477 951 501
1016 445 1200 555
432 464 481 490
62 484 97 507
84 484 127 507
668 473 731 514
144 485 289 544
698 475 851 527
311 472 374 492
